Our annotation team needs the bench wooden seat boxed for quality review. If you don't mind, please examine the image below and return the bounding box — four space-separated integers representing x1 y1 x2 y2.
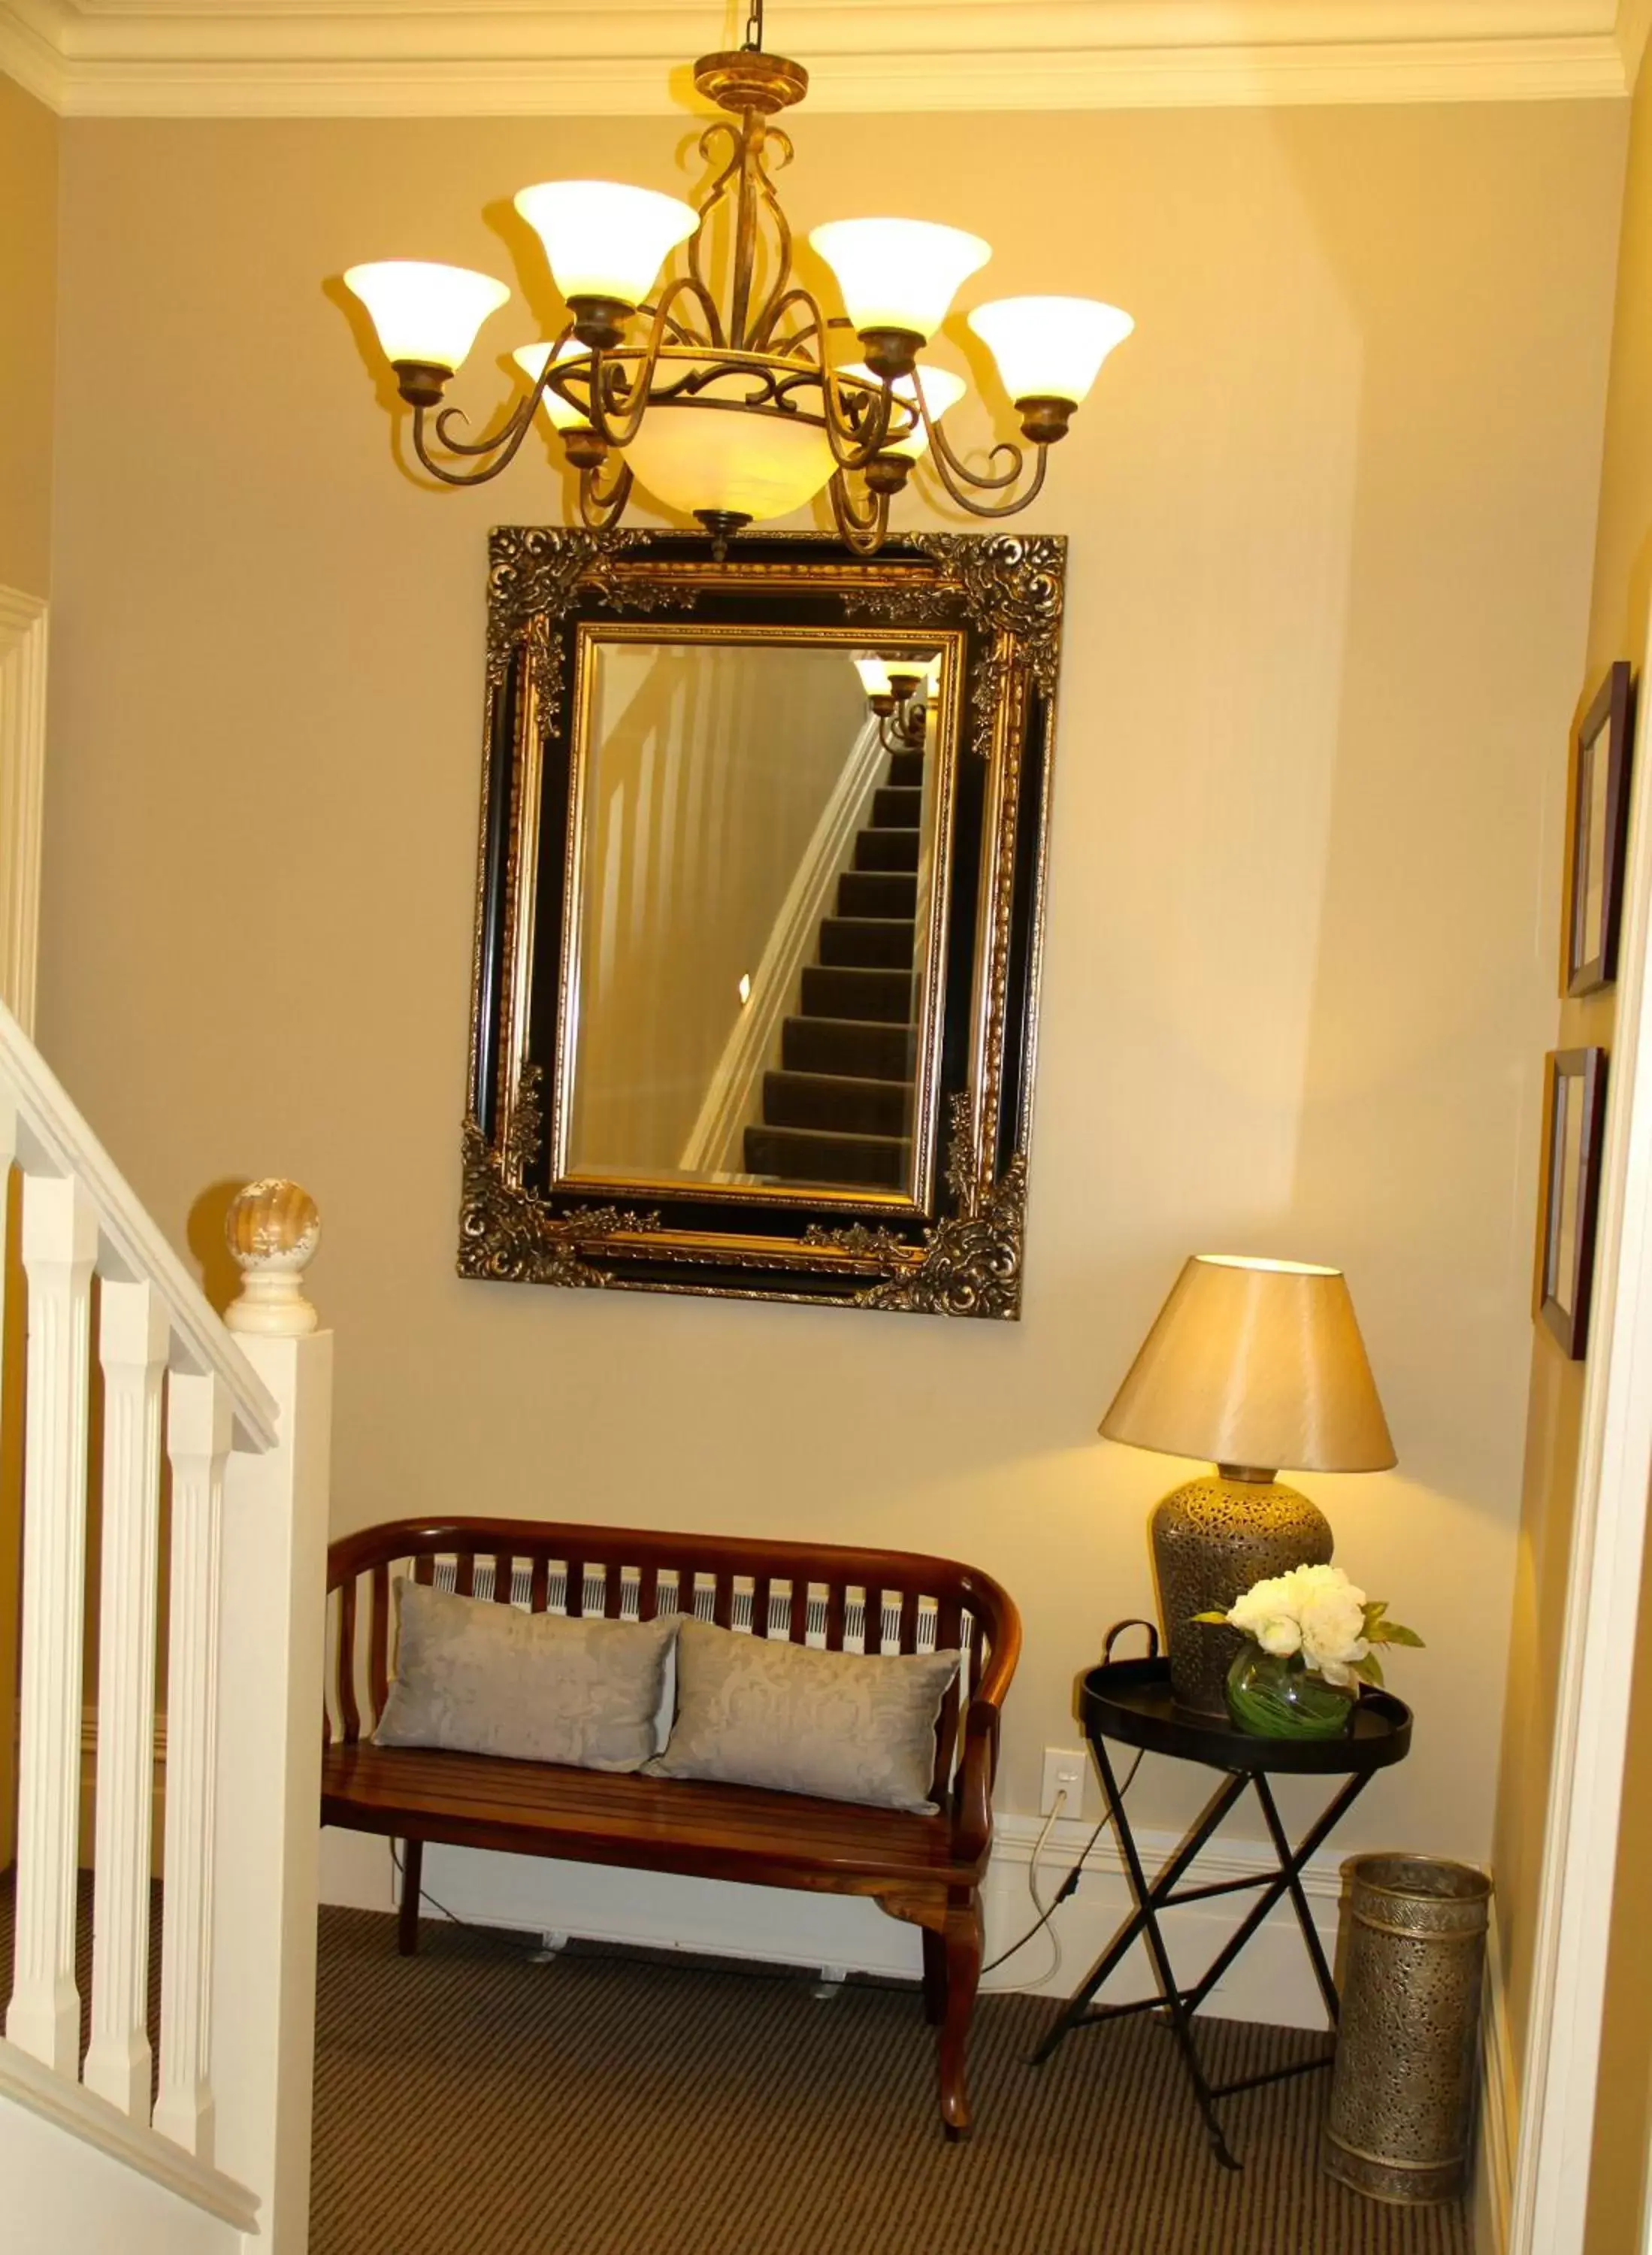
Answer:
322 1516 1022 2138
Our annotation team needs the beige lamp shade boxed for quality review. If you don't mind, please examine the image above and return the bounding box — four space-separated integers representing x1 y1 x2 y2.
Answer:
1100 1255 1395 1475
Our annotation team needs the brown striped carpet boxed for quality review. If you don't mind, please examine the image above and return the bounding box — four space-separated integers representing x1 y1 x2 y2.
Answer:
310 1907 1472 2255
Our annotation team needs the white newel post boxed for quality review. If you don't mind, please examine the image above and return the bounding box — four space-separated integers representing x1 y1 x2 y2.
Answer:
210 1181 331 2255
155 1365 233 2160
84 1278 169 2118
7 1170 98 2075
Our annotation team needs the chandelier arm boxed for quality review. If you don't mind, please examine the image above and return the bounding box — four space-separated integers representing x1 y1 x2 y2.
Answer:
927 437 1051 519
748 290 898 471
909 365 1030 498
419 316 578 475
686 121 743 349
640 297 713 351
580 277 708 452
578 456 634 530
411 396 541 486
828 470 890 557
749 283 828 357
742 124 796 350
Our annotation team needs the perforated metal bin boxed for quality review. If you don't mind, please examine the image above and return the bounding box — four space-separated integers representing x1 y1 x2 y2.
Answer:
1324 1854 1493 2205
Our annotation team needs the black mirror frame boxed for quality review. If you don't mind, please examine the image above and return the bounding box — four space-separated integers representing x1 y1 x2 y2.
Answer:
459 525 1065 1319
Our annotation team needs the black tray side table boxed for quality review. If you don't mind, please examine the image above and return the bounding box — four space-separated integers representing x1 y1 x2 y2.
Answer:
1031 1638 1412 2169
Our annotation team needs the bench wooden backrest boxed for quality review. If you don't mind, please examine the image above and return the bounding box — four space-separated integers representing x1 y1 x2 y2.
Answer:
325 1516 1021 1811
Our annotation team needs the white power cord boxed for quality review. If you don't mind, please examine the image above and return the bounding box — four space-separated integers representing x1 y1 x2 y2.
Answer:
982 1748 1145 1984
983 1786 1069 1987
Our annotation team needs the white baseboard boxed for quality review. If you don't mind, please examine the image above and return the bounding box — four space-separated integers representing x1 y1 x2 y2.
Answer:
1475 1900 1517 2255
321 1806 1344 2032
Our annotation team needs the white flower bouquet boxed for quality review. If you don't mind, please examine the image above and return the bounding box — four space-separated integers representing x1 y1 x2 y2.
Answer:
1195 1564 1423 1738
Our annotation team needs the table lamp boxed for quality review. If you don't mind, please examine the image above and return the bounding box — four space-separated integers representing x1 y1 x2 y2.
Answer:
1100 1254 1395 1715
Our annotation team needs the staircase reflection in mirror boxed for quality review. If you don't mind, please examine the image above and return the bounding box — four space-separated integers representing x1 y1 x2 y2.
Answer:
562 629 953 1203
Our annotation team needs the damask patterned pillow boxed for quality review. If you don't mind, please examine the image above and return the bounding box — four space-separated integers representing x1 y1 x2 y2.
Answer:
374 1579 678 1772
646 1615 960 1813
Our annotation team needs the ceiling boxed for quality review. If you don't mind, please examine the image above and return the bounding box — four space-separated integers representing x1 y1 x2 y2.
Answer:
1 0 1646 117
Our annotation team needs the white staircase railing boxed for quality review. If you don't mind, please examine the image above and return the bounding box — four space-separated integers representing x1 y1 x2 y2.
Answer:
0 998 332 2250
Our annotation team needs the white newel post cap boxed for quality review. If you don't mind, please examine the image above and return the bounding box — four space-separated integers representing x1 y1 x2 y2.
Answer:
224 1178 321 1335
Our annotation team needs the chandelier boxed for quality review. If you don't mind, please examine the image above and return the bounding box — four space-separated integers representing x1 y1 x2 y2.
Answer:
343 2 1133 556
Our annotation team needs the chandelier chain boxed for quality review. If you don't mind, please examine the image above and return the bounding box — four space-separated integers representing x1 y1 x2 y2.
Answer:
743 0 763 53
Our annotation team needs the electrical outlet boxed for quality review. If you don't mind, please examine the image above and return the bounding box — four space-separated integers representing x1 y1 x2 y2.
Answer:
1041 1745 1088 1818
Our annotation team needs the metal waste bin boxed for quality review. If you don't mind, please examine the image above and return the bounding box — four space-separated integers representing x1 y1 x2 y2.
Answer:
1324 1854 1492 2205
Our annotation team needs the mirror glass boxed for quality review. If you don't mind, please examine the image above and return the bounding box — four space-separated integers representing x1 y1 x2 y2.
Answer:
561 632 951 1199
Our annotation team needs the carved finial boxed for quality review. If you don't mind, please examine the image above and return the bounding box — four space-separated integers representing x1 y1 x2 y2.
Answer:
224 1179 321 1336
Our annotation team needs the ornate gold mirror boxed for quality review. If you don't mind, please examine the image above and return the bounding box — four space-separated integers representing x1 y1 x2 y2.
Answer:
461 527 1064 1317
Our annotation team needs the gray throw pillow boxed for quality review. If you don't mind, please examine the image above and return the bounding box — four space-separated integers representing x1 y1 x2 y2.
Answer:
374 1578 677 1772
646 1615 960 1813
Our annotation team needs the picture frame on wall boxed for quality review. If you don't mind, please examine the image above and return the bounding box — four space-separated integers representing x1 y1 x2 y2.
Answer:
1564 661 1635 997
1536 1047 1609 1359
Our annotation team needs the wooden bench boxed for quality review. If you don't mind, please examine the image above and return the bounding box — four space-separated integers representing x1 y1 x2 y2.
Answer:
321 1516 1021 2137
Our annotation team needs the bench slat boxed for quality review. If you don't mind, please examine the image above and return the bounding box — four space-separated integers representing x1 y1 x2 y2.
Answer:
337 1576 361 1744
369 1563 391 1725
323 1743 973 1886
752 1575 773 1640
864 1584 883 1655
931 1595 963 1802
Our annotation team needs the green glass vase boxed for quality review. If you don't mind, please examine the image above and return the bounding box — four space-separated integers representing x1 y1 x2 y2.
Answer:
1225 1643 1356 1741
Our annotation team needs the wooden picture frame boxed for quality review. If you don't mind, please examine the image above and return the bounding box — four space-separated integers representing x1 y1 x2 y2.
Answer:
1536 1046 1609 1358
459 527 1064 1318
1564 661 1635 997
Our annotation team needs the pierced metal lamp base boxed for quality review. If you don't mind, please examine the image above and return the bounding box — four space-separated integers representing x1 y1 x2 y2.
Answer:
1150 1473 1334 1716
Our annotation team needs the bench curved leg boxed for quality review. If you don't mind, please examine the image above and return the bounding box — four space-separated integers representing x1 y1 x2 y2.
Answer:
921 1926 947 2026
398 1838 422 1957
937 1890 982 2141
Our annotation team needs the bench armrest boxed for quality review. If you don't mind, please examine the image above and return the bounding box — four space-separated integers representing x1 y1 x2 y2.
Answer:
952 1697 1001 1865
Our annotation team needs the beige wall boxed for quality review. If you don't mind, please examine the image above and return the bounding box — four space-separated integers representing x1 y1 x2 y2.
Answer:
36 107 1623 1872
0 70 56 599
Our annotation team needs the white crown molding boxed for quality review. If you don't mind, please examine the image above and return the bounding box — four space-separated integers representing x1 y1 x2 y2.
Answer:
0 0 1635 117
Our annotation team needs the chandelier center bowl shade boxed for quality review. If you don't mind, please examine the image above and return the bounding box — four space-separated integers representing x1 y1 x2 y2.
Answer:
341 6 1134 553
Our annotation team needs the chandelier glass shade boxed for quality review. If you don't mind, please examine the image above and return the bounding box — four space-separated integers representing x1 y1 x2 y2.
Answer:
342 7 1133 555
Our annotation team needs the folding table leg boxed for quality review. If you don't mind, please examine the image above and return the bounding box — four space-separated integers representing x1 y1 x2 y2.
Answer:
1029 1753 1248 2067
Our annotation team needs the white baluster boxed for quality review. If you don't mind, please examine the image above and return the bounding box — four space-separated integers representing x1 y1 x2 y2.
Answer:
5 1170 98 2075
153 1367 231 2160
83 1279 168 2118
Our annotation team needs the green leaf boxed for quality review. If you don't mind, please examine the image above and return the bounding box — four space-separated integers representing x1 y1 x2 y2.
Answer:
1355 1651 1385 1687
1375 1623 1425 1648
1191 1611 1232 1625
1362 1600 1389 1633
